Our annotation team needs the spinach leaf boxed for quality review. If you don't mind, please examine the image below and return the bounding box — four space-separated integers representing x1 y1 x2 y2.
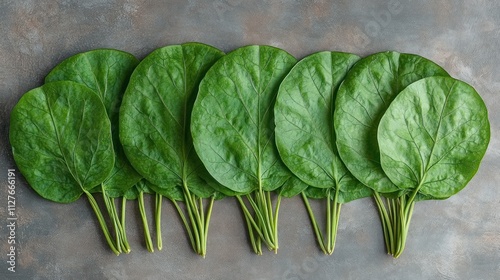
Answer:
275 51 372 254
277 176 308 198
379 76 490 198
191 45 297 254
377 76 490 257
45 49 142 197
119 43 224 257
9 81 119 254
45 49 142 253
334 51 449 194
333 51 449 257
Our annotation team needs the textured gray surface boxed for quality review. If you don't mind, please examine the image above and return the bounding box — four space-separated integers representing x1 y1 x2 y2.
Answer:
1 0 499 279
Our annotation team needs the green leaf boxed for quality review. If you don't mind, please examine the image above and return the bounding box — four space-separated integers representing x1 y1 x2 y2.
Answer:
119 43 224 257
378 76 490 198
123 185 139 200
275 51 372 203
277 176 308 198
45 49 142 197
191 45 297 193
120 43 224 198
334 51 449 194
10 81 114 202
149 184 184 201
303 186 328 199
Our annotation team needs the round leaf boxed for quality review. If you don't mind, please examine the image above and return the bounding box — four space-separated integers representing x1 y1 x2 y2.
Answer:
378 77 490 198
334 51 449 194
10 81 114 203
120 43 224 198
275 51 372 203
45 49 142 197
191 45 297 193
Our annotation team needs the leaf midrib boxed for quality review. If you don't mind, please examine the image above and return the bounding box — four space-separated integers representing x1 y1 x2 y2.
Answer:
45 91 84 189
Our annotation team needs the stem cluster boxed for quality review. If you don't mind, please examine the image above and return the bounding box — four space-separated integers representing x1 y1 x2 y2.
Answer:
84 187 164 256
173 182 215 258
373 192 416 258
301 188 341 255
237 189 281 254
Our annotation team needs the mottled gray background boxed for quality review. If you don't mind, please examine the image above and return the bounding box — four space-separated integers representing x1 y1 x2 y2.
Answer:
1 0 499 279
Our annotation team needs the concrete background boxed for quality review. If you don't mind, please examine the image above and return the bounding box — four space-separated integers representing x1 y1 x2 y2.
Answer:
1 0 499 279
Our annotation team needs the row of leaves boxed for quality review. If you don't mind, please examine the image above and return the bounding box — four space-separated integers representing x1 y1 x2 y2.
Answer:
10 43 490 258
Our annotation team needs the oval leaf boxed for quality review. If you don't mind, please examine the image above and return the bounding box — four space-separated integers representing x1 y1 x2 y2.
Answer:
275 51 372 203
120 43 224 198
10 81 114 202
378 77 490 198
334 51 449 194
45 49 142 197
191 45 297 193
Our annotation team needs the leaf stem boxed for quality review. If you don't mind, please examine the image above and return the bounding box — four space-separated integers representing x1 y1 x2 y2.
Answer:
155 193 163 251
172 199 196 251
83 190 120 255
121 197 127 233
329 188 341 255
138 191 154 252
373 192 393 254
203 196 215 257
182 189 201 253
236 196 267 244
273 195 281 254
301 192 327 254
112 197 130 253
177 182 214 257
373 189 418 258
326 189 332 253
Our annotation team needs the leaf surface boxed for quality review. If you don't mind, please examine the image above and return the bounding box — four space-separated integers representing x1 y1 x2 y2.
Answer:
277 176 309 198
10 81 114 202
191 45 297 193
334 51 449 194
275 51 371 203
45 49 141 197
120 43 224 198
378 77 490 198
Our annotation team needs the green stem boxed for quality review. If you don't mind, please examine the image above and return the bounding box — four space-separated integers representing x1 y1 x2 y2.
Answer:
198 197 206 257
172 199 195 251
120 197 130 253
243 207 260 254
255 231 262 255
326 189 332 253
101 187 122 253
246 193 275 250
246 194 271 243
173 184 214 258
182 189 201 254
301 192 327 254
111 197 130 253
373 192 393 255
329 188 341 255
264 190 274 240
273 195 281 254
374 189 418 258
236 195 269 252
394 194 416 258
121 197 127 233
202 196 215 258
390 197 398 255
155 193 163 251
83 190 120 255
138 191 154 252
